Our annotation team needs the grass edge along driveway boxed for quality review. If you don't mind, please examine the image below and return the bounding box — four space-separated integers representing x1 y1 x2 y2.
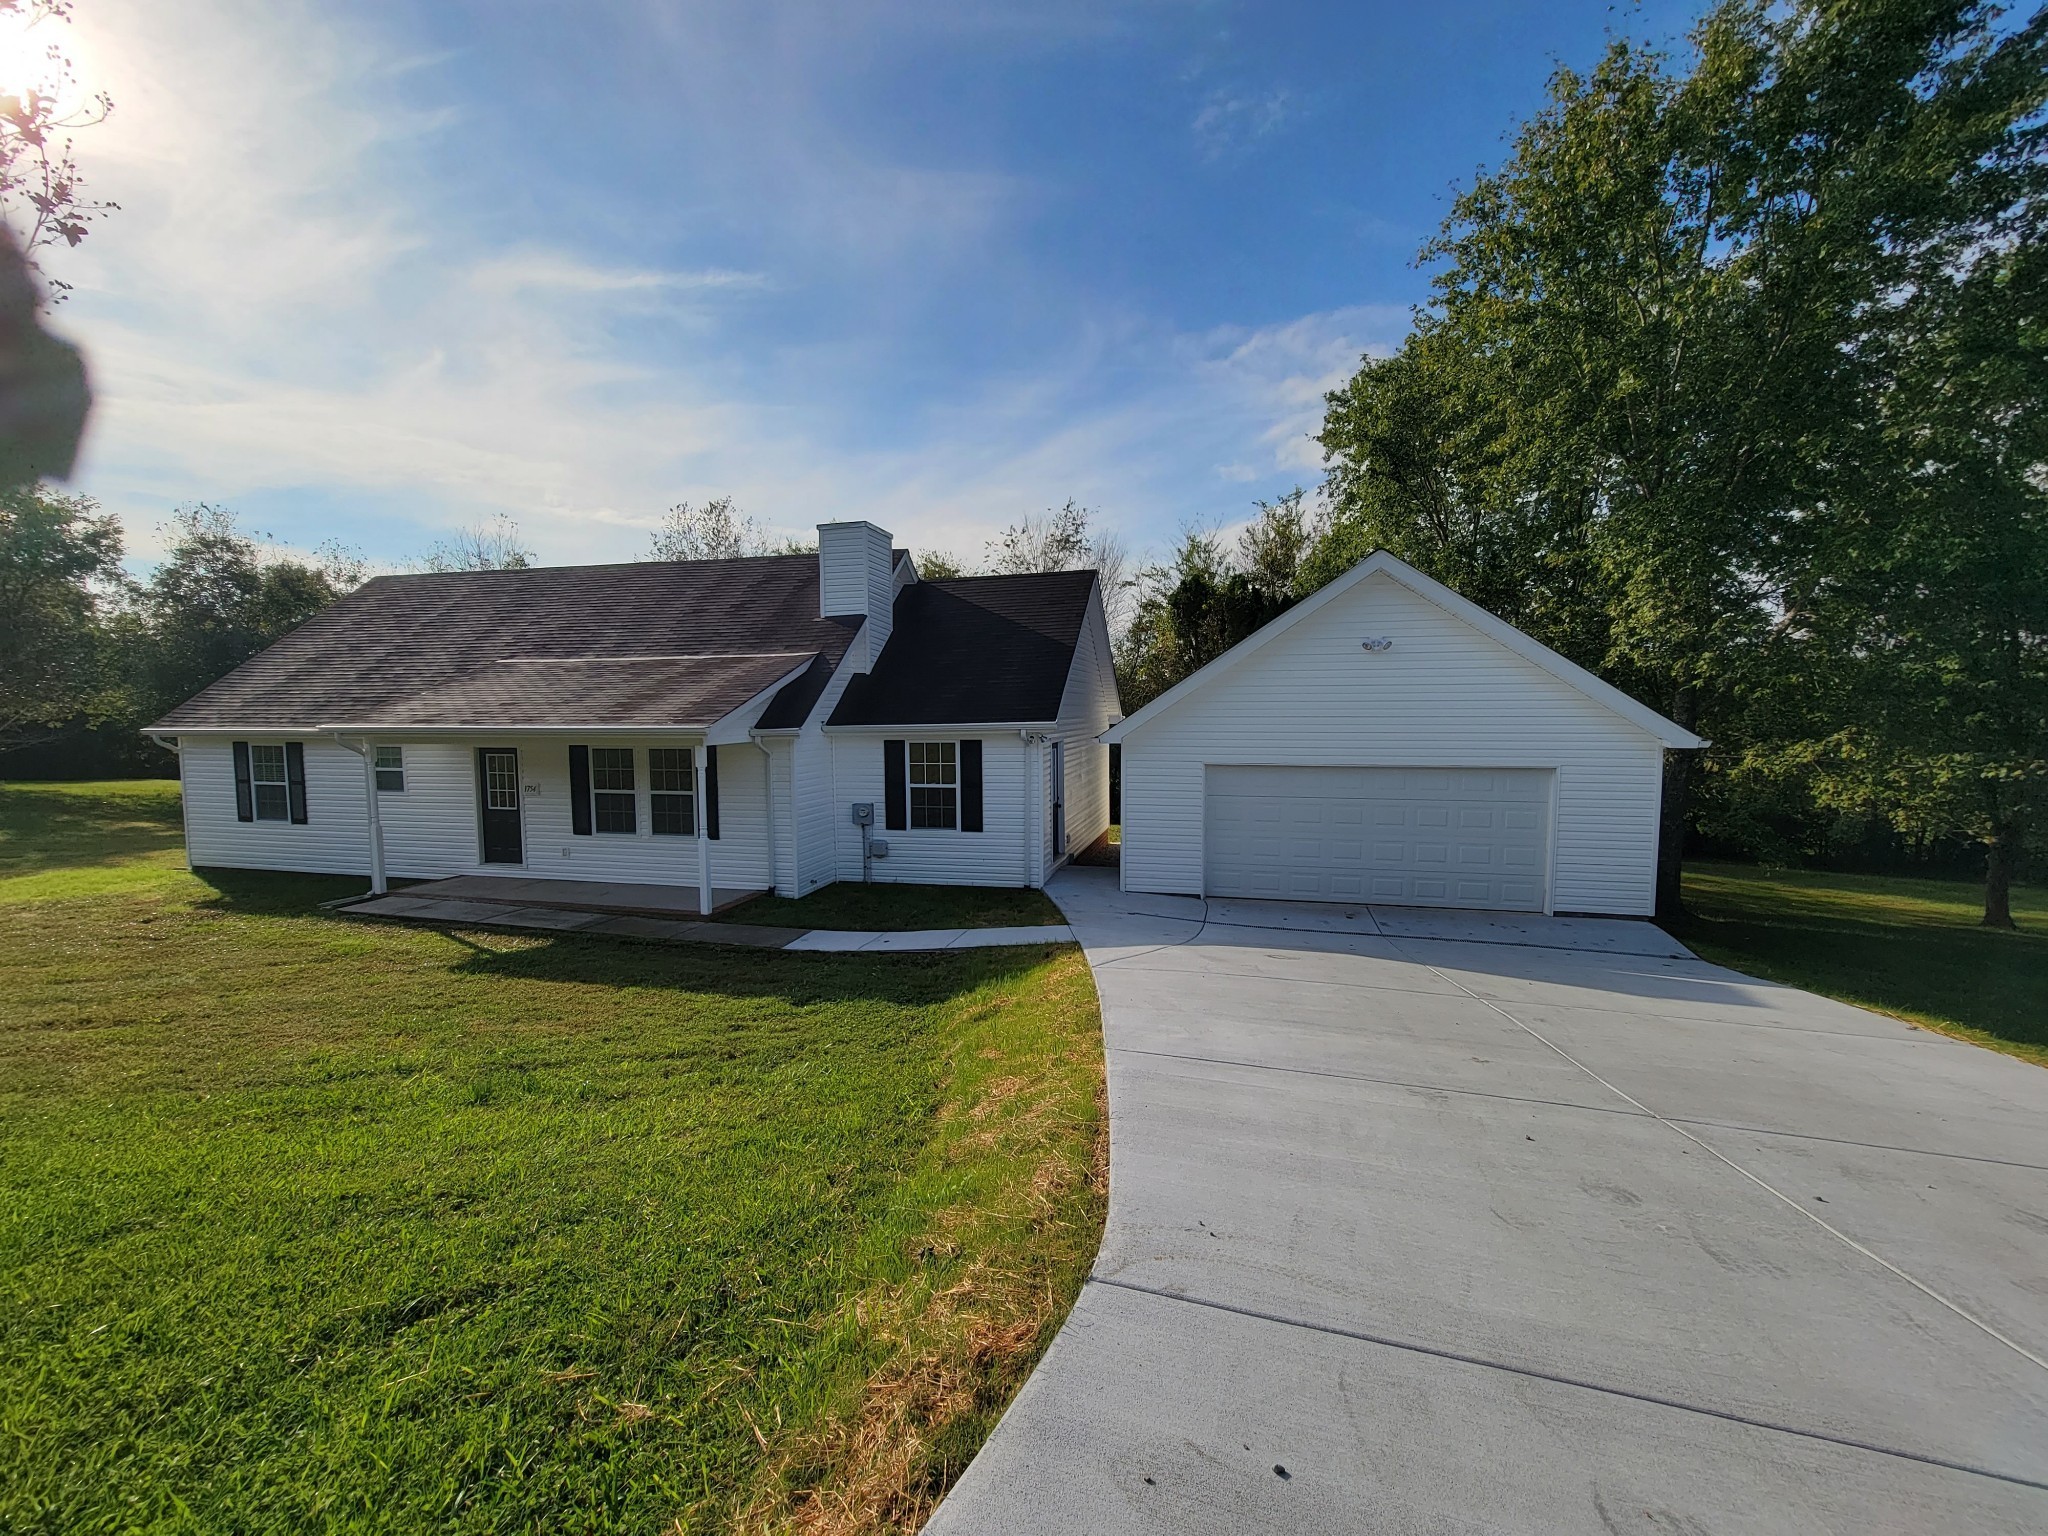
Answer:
0 780 1107 1534
1676 861 2046 1068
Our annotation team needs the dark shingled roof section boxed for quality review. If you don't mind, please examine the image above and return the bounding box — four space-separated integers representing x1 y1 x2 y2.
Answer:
366 654 815 727
829 569 1099 727
150 554 862 730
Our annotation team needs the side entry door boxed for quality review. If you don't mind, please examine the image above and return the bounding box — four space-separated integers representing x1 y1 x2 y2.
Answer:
1049 739 1066 857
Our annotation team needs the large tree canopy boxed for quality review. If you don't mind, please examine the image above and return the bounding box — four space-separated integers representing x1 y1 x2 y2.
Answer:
0 483 124 747
1313 0 2047 922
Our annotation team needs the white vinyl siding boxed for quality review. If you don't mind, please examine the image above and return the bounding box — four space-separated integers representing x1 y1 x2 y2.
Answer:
180 737 366 875
1046 585 1118 871
1118 571 1666 916
180 734 774 891
829 730 1032 887
784 644 868 897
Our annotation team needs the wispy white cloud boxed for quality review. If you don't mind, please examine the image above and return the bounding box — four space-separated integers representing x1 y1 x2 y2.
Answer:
469 254 768 297
52 0 1411 578
1191 85 1301 159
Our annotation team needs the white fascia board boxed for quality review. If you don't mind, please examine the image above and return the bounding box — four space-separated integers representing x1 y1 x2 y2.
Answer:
1102 549 1705 750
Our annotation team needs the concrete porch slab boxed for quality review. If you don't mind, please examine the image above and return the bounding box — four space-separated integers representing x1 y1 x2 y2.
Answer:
397 874 764 918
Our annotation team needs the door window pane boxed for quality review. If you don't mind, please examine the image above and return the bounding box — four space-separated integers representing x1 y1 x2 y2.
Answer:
484 752 518 810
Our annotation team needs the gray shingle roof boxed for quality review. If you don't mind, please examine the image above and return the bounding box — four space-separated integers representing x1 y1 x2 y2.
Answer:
828 570 1102 726
150 555 861 731
358 654 816 727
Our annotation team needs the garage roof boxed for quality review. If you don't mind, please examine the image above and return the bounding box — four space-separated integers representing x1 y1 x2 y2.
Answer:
1102 550 1706 750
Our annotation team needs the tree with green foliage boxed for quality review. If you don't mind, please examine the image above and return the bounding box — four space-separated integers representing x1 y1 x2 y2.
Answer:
1315 0 2047 921
0 482 125 748
420 514 533 571
0 0 118 299
1775 141 2048 925
1112 496 1315 711
914 549 967 578
139 506 362 722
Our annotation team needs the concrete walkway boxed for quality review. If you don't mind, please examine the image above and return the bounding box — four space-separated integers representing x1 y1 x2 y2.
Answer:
927 866 2048 1533
340 890 1072 952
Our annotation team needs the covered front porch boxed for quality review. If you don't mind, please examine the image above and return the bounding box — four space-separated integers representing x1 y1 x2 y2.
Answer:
364 873 765 917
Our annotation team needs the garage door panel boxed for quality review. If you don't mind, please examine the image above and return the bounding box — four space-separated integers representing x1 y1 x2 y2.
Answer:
1205 765 1551 912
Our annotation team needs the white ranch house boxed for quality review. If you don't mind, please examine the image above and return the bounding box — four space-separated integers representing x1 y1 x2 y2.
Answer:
154 527 1696 919
152 522 1118 910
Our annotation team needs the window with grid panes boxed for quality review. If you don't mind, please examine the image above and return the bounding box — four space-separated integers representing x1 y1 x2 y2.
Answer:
908 740 957 829
249 744 290 821
648 747 695 836
590 747 636 833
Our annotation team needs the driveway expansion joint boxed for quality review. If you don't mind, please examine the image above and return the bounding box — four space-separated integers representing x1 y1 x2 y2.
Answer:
1422 960 2048 1376
1086 1276 2048 1495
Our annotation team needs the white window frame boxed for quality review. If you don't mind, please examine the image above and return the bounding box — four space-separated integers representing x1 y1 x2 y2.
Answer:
589 746 637 835
249 743 290 822
374 745 405 793
647 746 695 838
908 740 958 831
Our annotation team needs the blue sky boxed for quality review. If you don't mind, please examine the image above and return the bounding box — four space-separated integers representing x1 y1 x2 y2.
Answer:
54 0 1700 571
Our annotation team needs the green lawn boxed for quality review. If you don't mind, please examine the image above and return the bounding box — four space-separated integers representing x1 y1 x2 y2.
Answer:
717 881 1062 932
0 781 1106 1534
1675 862 2048 1067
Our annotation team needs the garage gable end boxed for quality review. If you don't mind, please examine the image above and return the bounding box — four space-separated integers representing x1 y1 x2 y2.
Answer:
1104 551 1703 750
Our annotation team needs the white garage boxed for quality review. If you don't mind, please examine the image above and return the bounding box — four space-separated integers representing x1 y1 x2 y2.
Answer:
1104 552 1703 917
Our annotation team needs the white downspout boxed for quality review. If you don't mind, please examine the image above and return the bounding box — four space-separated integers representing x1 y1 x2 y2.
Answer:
695 743 713 916
148 734 193 873
335 735 387 895
1019 729 1039 890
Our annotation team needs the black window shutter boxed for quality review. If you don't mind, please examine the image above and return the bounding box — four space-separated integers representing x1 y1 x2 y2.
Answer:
284 741 309 824
568 745 592 835
959 739 984 832
705 745 721 840
232 741 254 822
883 739 907 830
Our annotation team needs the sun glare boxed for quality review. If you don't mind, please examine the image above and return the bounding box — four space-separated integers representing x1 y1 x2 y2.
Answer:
0 4 94 117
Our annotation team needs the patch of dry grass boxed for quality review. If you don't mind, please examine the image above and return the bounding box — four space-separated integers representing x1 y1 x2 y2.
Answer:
733 950 1109 1535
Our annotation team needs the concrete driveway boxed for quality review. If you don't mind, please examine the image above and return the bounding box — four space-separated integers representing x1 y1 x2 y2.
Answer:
927 867 2048 1534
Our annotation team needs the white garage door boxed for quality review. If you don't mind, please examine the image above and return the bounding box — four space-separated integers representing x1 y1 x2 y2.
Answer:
1204 765 1552 910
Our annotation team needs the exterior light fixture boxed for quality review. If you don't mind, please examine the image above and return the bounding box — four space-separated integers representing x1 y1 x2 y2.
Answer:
1360 636 1394 653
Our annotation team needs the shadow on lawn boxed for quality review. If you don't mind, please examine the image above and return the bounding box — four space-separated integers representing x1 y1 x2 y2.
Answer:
192 867 370 914
446 924 1061 1009
187 865 1059 1009
1674 899 2047 1057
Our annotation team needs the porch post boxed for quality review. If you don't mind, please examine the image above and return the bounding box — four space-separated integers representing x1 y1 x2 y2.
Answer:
359 738 388 895
695 745 712 916
757 739 778 897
